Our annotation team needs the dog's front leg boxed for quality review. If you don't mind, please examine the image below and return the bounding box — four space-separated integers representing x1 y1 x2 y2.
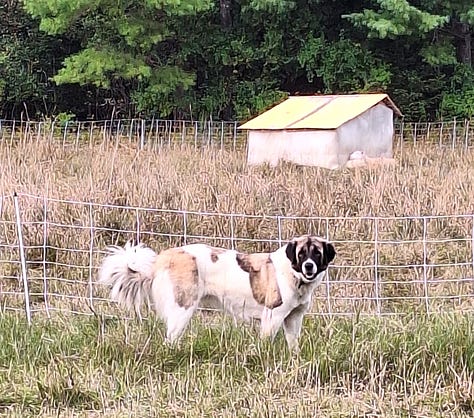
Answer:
260 307 286 341
282 303 309 352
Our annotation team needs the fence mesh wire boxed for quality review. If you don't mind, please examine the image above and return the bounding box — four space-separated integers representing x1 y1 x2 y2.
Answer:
1 193 473 322
1 118 474 150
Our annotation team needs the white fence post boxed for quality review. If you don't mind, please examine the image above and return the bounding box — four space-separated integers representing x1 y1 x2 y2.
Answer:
88 203 95 310
277 216 282 247
62 121 69 147
233 121 237 150
89 121 94 147
220 121 224 150
10 119 16 143
374 218 381 316
75 122 81 150
128 119 134 143
42 195 51 318
194 121 198 148
465 120 470 150
135 209 141 244
13 192 32 325
452 118 456 149
181 120 186 145
140 119 145 150
325 218 332 316
183 211 188 245
422 217 430 314
230 214 235 250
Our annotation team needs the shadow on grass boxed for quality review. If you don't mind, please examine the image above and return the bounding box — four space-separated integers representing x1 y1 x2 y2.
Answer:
37 381 102 411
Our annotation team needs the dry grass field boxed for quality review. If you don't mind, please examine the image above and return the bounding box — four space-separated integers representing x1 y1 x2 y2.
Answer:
1 137 473 217
0 136 474 416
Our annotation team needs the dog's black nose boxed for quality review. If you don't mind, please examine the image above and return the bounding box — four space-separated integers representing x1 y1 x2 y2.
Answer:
303 262 314 272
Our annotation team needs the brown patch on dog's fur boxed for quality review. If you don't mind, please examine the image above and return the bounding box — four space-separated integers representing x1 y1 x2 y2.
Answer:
154 248 199 309
210 247 226 263
236 253 282 309
294 235 324 256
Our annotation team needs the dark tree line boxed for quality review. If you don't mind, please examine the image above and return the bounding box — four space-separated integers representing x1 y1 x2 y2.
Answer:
1 0 473 121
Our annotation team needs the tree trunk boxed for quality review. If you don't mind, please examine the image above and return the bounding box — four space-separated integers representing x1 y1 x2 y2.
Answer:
452 20 472 67
220 0 232 31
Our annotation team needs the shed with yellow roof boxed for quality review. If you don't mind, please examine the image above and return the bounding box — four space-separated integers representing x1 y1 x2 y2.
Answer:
238 94 402 169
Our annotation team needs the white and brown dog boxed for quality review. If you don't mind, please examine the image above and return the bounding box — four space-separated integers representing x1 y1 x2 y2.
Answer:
98 235 335 351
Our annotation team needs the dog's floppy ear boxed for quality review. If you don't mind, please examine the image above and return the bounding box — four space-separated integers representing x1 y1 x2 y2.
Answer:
322 241 336 265
285 240 297 266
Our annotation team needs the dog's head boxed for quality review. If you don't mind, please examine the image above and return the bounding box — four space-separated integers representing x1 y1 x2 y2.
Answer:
285 235 336 282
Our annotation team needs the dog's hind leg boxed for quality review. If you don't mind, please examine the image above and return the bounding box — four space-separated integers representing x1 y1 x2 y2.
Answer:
164 304 197 344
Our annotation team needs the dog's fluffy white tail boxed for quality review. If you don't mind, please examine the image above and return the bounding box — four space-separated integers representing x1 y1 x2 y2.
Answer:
98 241 157 316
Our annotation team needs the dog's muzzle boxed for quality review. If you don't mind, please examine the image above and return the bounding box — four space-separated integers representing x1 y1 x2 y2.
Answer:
302 260 317 280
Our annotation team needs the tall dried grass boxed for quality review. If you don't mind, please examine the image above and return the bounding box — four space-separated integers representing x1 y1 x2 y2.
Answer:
1 139 473 217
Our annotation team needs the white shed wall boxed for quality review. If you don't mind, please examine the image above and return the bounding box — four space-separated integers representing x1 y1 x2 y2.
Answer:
247 129 339 169
336 103 393 165
246 103 395 169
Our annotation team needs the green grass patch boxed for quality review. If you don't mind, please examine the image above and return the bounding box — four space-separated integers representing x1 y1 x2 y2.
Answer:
0 312 473 417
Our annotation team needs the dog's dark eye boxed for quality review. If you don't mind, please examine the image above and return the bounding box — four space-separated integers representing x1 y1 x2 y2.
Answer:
298 252 305 259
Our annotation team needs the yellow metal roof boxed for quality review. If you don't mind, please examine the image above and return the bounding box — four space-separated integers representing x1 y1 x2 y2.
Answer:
238 94 402 130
